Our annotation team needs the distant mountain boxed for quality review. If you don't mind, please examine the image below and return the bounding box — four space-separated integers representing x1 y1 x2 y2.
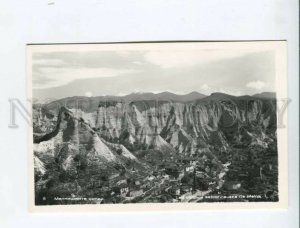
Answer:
198 92 276 103
200 92 236 101
123 92 157 101
42 92 207 113
42 91 277 114
253 92 276 99
182 91 207 101
124 91 206 102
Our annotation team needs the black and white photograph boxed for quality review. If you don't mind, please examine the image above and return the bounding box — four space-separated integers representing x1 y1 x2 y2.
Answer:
28 42 287 210
0 0 298 227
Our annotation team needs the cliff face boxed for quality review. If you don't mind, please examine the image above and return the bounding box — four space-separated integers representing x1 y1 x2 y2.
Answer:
33 93 278 204
34 107 141 176
34 94 276 173
53 95 276 154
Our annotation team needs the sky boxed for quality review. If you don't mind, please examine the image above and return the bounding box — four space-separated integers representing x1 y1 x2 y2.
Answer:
32 47 276 101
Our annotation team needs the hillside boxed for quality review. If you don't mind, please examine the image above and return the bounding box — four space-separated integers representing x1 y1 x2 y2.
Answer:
33 92 278 204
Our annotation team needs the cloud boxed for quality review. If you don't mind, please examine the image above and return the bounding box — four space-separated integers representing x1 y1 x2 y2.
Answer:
201 84 210 91
33 67 139 89
84 91 93 97
246 80 267 90
144 50 258 69
32 51 150 89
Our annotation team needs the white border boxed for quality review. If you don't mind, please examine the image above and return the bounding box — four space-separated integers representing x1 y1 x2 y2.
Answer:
27 41 288 212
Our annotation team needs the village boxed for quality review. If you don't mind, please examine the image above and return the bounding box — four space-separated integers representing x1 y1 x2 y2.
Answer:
83 150 230 204
83 139 278 204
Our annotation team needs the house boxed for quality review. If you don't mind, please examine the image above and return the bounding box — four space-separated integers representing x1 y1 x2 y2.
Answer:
115 182 129 196
102 186 110 192
169 175 177 181
268 164 273 171
180 185 192 194
163 174 170 180
190 160 197 166
205 166 210 173
165 164 180 179
185 166 194 172
175 189 181 197
216 179 225 189
120 187 129 196
218 171 226 179
116 179 127 186
152 171 159 177
134 180 141 186
196 171 207 178
223 162 231 168
208 181 216 189
129 189 143 197
178 172 185 180
147 175 156 181
109 173 119 180
168 186 181 197
224 181 241 190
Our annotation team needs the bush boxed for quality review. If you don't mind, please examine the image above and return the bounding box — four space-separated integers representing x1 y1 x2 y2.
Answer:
73 154 88 171
116 148 123 155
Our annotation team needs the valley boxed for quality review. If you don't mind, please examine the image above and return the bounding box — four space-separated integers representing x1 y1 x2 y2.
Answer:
32 92 278 205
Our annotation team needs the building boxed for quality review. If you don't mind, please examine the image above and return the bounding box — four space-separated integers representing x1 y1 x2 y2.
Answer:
129 189 143 197
168 186 181 198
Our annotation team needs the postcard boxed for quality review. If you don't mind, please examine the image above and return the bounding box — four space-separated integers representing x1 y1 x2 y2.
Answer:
27 41 288 212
